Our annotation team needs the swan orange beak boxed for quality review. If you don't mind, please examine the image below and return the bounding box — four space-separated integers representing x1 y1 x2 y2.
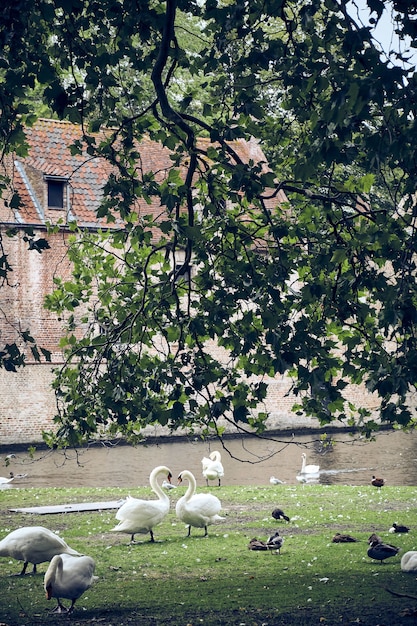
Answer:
45 584 52 600
177 474 183 485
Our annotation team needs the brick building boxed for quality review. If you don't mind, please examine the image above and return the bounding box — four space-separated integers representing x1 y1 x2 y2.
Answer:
0 119 377 445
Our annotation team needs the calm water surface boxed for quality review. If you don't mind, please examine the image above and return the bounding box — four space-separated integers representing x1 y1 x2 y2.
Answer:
1 429 417 488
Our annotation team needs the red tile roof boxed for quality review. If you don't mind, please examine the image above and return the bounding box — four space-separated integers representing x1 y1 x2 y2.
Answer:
0 119 285 233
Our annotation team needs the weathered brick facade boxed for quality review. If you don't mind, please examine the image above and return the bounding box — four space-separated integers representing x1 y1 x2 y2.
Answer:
0 120 379 445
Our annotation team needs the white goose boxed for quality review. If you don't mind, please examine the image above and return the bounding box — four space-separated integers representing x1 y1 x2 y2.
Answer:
111 465 172 543
44 553 97 613
299 452 320 475
0 526 80 575
176 469 224 537
201 451 224 486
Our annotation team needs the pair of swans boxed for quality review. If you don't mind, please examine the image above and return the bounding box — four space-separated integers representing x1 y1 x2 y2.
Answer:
111 465 224 542
201 451 224 487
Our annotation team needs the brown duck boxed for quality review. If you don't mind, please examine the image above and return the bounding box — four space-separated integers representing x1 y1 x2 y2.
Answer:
332 533 358 543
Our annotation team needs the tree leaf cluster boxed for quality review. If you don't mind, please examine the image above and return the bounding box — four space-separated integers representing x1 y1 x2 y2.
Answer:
1 1 417 443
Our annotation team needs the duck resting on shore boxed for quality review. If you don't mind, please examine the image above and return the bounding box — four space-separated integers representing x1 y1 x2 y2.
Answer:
389 523 410 533
332 533 358 543
367 537 400 563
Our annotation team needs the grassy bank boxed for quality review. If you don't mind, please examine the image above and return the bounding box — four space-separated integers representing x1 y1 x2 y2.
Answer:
0 483 416 625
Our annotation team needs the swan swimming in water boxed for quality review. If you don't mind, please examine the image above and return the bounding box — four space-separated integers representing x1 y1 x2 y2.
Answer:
299 453 320 475
111 465 172 543
44 554 97 613
0 526 80 575
176 470 224 536
201 451 224 486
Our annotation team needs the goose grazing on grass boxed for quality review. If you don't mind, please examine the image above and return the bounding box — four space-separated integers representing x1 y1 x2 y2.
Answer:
401 551 417 573
176 470 224 537
371 475 384 488
271 508 290 522
111 465 172 543
389 522 410 533
367 538 400 563
332 533 358 543
299 453 320 475
201 451 224 486
0 526 80 575
266 531 284 553
44 554 97 613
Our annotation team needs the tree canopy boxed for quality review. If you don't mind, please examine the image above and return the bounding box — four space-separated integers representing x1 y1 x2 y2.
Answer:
2 0 417 445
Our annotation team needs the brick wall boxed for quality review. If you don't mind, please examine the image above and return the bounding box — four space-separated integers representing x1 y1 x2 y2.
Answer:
0 365 58 445
0 227 382 446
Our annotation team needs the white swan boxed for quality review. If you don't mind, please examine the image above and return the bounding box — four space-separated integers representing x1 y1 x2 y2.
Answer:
201 451 224 486
299 452 320 475
111 465 172 542
401 551 417 573
0 526 81 575
176 469 224 536
44 554 97 613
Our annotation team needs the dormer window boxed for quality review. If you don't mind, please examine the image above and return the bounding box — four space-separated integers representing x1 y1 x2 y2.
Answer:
45 176 67 209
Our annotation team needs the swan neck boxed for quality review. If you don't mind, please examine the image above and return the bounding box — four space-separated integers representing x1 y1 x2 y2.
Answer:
183 471 196 501
150 468 169 502
48 555 63 585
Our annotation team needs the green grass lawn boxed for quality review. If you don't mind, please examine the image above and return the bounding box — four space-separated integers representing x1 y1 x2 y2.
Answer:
1 483 417 625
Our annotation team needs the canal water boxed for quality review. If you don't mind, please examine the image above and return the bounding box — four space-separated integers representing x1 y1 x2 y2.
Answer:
1 429 416 488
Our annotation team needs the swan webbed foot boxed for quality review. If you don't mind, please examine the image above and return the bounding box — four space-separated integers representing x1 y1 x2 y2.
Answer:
50 600 70 613
203 526 208 537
